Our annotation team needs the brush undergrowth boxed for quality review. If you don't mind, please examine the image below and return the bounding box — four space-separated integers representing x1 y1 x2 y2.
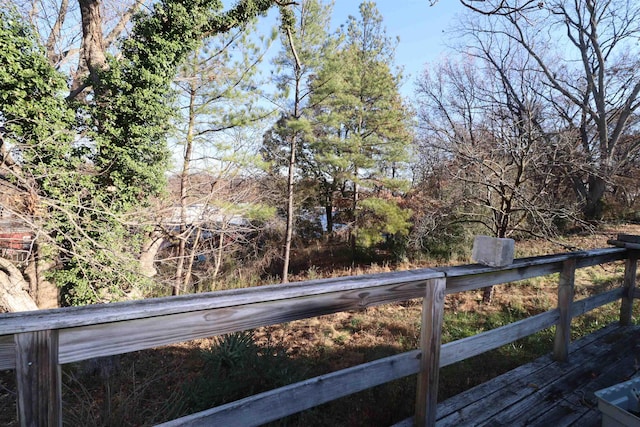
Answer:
183 330 308 412
0 226 637 426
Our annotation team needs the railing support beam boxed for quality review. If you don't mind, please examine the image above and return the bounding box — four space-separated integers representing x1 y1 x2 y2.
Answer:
415 277 446 427
620 253 638 326
553 259 576 362
15 330 62 427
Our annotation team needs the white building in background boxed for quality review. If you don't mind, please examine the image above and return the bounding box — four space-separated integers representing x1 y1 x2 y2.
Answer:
164 204 249 229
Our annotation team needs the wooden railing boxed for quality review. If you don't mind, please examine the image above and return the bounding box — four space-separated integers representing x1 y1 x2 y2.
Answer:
0 246 637 427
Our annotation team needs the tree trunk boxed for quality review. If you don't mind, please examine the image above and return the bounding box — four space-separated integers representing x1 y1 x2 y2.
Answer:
350 178 359 259
45 0 70 66
481 284 494 304
24 247 58 309
282 27 303 284
174 86 197 296
583 175 606 220
183 227 201 292
78 0 108 86
325 204 333 234
282 133 296 283
212 231 225 281
0 257 38 312
139 231 164 278
174 237 186 296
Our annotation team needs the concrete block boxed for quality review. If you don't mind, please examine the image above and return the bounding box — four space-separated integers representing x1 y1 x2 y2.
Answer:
472 235 515 267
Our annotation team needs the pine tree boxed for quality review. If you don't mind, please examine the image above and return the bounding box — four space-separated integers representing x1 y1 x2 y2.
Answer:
169 24 275 294
262 0 335 281
309 1 412 256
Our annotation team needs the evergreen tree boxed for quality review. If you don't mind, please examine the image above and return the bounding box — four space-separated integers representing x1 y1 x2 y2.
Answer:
169 23 275 294
309 1 412 255
261 0 335 281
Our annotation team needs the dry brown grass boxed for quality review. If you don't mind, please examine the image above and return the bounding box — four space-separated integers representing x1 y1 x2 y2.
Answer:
1 224 637 426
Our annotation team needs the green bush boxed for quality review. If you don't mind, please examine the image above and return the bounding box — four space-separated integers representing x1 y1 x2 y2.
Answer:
184 331 307 412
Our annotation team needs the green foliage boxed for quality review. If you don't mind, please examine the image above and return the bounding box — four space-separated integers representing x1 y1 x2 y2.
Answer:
0 9 75 178
262 0 337 178
173 17 274 162
356 197 411 248
278 4 295 32
211 200 276 223
90 0 215 209
54 0 219 302
245 204 277 222
308 2 412 251
184 331 306 410
1 1 287 305
411 216 469 261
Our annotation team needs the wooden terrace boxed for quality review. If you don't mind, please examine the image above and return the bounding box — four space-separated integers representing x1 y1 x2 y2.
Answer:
0 237 638 426
430 323 640 426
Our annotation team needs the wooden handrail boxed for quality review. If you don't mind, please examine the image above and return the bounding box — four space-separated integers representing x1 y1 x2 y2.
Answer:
0 248 626 335
0 246 634 427
0 268 445 334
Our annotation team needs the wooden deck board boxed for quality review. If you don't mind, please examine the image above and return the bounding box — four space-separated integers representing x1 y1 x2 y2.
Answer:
524 339 639 427
435 323 613 426
434 323 640 427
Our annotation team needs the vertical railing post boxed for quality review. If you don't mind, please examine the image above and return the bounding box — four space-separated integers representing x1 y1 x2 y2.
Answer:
553 258 576 362
15 330 62 427
415 277 446 427
620 253 638 326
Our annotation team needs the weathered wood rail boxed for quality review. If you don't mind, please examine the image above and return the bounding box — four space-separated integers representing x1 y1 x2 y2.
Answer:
0 245 637 426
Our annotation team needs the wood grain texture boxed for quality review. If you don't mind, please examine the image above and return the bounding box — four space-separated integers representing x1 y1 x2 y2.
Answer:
620 255 637 326
436 324 639 427
442 247 625 294
0 249 628 368
553 259 576 362
158 350 422 427
440 310 559 368
443 263 562 294
0 335 14 370
58 279 434 363
434 324 617 426
15 330 61 427
0 269 444 335
475 325 640 426
570 288 623 318
414 278 446 427
0 248 626 337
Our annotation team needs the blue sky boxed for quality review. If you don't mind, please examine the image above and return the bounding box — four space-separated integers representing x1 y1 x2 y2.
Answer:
255 1 465 98
330 1 465 95
178 1 466 169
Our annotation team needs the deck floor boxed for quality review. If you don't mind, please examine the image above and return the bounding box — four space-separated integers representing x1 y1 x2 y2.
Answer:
435 323 640 426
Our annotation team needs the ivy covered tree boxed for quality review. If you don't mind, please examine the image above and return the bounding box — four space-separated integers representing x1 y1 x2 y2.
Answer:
0 0 287 309
0 10 77 310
